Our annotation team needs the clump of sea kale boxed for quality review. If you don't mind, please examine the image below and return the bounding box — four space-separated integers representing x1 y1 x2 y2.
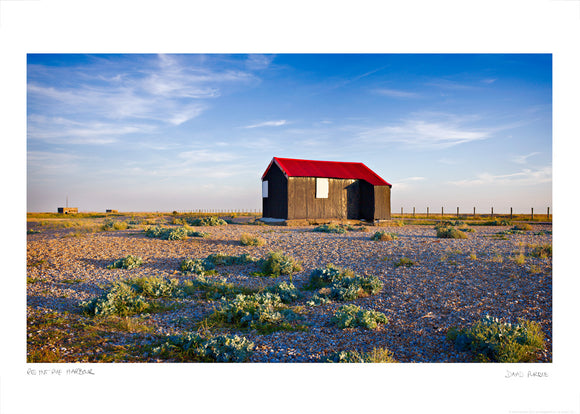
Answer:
305 264 383 304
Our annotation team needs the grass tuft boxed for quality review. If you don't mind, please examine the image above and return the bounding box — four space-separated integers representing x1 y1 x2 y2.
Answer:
253 251 302 277
325 347 397 363
240 233 265 246
371 231 398 241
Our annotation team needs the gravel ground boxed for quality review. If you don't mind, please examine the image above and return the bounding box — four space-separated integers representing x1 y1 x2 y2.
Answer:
26 221 552 363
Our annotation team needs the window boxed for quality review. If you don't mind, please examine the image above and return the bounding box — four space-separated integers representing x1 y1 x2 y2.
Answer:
316 178 329 198
262 181 268 198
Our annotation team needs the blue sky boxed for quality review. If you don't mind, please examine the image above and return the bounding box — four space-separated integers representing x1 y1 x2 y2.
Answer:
27 54 552 213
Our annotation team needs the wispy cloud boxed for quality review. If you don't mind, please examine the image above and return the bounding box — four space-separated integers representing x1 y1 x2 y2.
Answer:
511 152 540 164
178 149 239 163
373 88 419 98
425 79 478 90
358 114 492 149
448 166 552 186
242 120 288 129
399 176 425 181
245 54 275 70
27 115 152 145
27 54 262 146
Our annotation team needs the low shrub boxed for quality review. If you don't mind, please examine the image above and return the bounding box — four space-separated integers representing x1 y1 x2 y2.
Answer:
211 292 303 334
313 223 348 234
240 233 265 246
394 257 415 268
179 258 215 275
446 315 545 362
325 348 397 363
332 304 388 329
306 264 383 302
101 219 128 231
266 281 301 303
306 264 349 289
436 226 468 239
254 251 302 277
188 216 227 226
437 220 466 227
81 281 151 316
127 275 180 298
144 226 208 240
153 332 254 362
371 231 398 241
478 219 512 226
180 275 255 300
513 223 533 231
107 255 143 270
205 253 257 266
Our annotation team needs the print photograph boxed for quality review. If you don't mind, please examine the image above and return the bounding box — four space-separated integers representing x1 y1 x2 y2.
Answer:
26 53 552 364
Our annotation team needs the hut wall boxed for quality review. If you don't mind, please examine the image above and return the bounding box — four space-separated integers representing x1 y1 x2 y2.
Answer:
287 177 360 220
373 185 391 220
262 163 288 219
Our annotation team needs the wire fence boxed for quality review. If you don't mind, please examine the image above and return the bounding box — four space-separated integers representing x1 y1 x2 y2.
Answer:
393 206 552 221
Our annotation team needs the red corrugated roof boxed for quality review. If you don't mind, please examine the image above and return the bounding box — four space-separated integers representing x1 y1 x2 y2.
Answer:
262 157 391 186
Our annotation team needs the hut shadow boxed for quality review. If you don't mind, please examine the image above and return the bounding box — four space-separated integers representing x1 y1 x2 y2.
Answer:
202 239 243 248
27 294 82 314
78 257 117 269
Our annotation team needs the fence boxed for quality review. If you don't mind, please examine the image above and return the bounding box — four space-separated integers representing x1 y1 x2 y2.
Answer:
174 209 261 215
172 206 551 221
393 206 551 221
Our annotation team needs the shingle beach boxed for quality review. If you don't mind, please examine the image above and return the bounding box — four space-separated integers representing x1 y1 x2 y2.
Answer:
27 218 552 363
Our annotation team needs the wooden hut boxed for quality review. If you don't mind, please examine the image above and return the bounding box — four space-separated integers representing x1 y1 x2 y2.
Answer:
261 157 391 221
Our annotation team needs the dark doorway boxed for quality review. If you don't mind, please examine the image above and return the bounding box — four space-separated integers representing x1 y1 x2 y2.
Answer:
345 181 360 219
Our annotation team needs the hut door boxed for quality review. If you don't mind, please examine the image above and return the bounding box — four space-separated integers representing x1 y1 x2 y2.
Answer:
345 181 360 219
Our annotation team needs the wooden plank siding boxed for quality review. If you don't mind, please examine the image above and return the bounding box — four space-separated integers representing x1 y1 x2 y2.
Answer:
374 185 391 220
287 177 362 220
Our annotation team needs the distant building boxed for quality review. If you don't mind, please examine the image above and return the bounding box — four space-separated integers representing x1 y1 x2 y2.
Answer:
106 209 118 213
57 207 78 214
261 157 391 221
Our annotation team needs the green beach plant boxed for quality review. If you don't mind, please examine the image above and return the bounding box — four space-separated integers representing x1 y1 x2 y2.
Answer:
446 315 545 362
332 304 388 329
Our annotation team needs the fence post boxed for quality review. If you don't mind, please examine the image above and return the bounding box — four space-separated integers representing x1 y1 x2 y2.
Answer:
441 206 444 218
510 207 513 220
491 207 494 217
413 207 415 218
547 207 550 220
457 207 459 217
427 207 429 217
401 207 403 217
473 207 475 217
531 207 534 221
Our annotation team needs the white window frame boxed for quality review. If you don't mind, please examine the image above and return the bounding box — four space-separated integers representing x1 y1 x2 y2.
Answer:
262 180 268 198
315 178 329 198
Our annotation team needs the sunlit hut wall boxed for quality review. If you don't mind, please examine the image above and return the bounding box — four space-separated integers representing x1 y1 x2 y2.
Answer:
261 157 391 221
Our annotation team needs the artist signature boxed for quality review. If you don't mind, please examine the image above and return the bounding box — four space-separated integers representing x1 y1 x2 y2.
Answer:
505 370 548 379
